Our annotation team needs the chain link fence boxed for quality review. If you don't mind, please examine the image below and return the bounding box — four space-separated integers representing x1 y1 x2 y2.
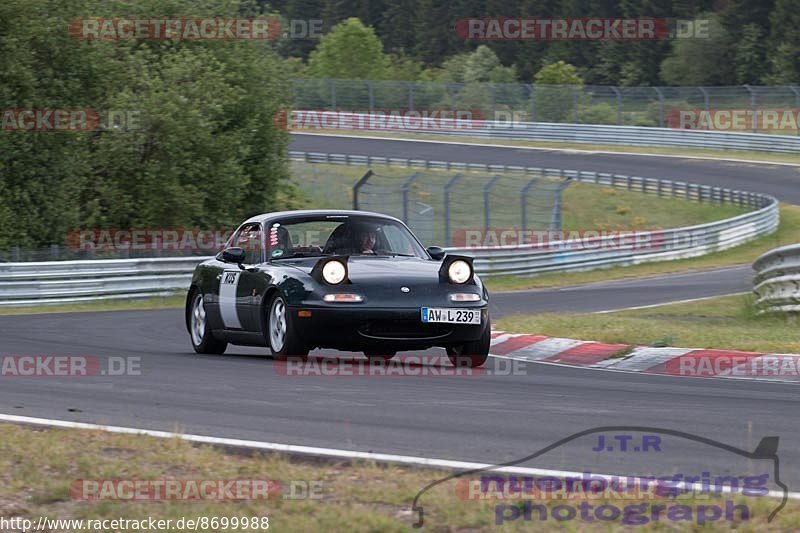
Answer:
291 160 571 247
292 79 800 134
349 168 570 247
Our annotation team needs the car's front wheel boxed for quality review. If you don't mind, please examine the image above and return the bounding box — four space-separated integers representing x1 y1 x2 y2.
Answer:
266 294 309 359
189 291 227 354
446 322 490 368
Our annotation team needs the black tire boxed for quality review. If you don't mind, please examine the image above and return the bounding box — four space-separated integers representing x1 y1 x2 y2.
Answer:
188 291 227 354
266 293 309 359
446 321 490 368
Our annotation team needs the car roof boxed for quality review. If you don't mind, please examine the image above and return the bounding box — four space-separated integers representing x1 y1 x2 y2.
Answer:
242 209 403 226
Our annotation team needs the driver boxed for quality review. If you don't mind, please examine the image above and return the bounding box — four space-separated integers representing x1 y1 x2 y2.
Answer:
353 224 380 255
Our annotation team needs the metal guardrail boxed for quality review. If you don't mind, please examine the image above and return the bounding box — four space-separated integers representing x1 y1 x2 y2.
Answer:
753 245 800 314
293 79 800 134
0 153 779 305
289 111 800 154
0 257 208 306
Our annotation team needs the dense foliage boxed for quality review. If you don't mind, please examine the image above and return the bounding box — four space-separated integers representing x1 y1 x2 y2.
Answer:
271 0 800 86
0 0 292 248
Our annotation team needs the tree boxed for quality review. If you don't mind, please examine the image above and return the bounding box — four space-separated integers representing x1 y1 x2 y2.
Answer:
763 0 800 83
660 14 735 86
308 18 390 79
534 61 584 86
463 45 518 83
0 0 292 249
533 61 584 123
734 24 768 85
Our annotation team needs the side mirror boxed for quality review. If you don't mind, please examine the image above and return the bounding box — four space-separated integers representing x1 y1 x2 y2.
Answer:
221 247 246 265
427 246 446 260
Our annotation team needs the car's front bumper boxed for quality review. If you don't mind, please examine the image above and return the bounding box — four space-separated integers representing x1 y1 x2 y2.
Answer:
288 305 489 351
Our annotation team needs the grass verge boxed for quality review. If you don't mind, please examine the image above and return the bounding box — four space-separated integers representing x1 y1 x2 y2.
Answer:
294 130 800 165
497 293 800 354
484 203 799 292
291 161 747 244
0 423 796 531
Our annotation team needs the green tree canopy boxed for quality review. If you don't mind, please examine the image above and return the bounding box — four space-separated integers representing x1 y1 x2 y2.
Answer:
308 18 390 79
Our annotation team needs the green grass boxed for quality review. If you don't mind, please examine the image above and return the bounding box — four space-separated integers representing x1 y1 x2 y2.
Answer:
2 423 797 531
0 293 186 315
562 182 746 231
497 293 800 354
291 161 747 247
295 129 800 165
484 203 800 292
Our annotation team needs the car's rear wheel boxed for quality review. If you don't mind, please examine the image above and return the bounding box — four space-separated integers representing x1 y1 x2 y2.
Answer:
189 291 227 354
267 294 309 359
446 322 490 368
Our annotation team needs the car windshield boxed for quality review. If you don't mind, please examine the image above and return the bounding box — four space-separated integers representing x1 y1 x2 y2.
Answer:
267 215 428 260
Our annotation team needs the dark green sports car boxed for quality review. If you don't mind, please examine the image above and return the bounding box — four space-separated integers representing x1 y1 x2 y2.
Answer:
186 210 491 367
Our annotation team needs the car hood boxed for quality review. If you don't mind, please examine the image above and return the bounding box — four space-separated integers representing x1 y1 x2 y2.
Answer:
280 255 442 283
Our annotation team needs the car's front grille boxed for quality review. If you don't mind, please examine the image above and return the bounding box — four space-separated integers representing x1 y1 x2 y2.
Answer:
358 320 452 339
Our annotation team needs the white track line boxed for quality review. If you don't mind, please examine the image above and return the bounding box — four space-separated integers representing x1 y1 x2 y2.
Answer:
591 292 750 314
292 132 800 167
0 413 796 501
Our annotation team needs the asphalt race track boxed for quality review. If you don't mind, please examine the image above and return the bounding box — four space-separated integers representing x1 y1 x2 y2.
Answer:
291 133 800 203
2 308 800 488
2 138 800 490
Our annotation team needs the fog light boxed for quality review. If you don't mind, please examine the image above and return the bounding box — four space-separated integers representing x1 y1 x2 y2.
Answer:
449 293 481 302
323 293 364 302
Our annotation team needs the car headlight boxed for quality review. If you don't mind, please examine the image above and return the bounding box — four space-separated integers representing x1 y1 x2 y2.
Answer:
322 260 347 285
448 260 472 284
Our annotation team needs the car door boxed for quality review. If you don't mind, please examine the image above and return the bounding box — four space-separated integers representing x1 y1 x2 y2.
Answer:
233 222 275 333
216 223 264 333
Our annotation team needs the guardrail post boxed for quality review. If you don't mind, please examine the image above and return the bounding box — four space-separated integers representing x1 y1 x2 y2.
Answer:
404 81 415 112
572 86 579 122
401 173 422 223
699 87 709 113
444 173 463 247
352 170 373 210
483 175 502 233
744 85 757 133
367 81 374 113
790 86 800 136
653 87 665 127
611 86 622 125
520 178 539 231
445 82 457 112
527 84 536 122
